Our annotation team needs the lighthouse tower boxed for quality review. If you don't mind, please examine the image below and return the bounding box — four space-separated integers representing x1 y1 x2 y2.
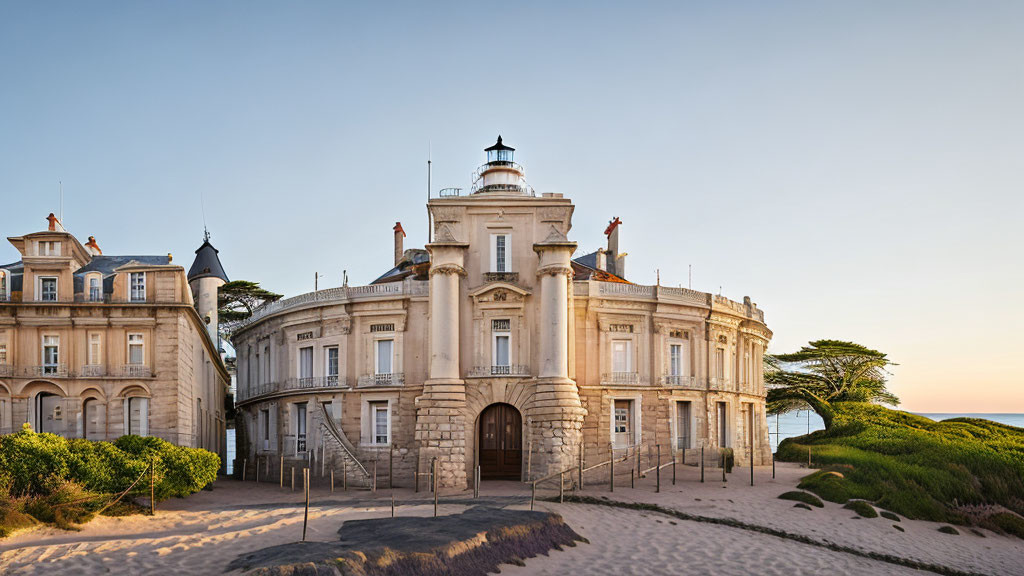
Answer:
472 136 531 195
187 231 229 345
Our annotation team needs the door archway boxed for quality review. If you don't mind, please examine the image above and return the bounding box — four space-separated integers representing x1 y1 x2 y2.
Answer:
478 403 522 480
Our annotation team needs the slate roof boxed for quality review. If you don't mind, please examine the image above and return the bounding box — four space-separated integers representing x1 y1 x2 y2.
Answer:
1 255 173 295
572 250 629 283
187 241 229 283
371 249 430 284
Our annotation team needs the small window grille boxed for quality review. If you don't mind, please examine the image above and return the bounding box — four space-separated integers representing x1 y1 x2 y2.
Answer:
370 323 395 333
491 319 511 331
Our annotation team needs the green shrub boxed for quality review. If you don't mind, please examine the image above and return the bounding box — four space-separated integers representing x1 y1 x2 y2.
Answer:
843 500 878 518
982 512 1024 539
778 491 824 507
0 497 37 537
776 403 1024 533
938 525 959 535
880 511 900 522
116 435 219 498
22 480 102 530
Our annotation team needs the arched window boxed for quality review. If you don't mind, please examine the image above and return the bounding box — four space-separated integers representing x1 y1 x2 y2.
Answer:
83 397 106 440
88 274 102 302
0 270 8 301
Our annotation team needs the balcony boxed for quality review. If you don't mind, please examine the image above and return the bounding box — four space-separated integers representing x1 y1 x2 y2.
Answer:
28 364 69 378
285 376 348 391
482 272 519 284
467 365 531 378
0 365 13 377
601 372 642 386
80 365 107 377
118 364 152 378
709 377 732 390
662 374 699 389
357 373 404 388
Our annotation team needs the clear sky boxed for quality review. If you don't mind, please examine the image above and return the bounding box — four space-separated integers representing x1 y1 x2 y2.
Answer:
2 1 1021 412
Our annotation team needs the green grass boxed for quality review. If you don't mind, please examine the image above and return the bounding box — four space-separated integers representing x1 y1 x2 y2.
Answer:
778 491 824 507
843 500 878 518
776 403 1024 537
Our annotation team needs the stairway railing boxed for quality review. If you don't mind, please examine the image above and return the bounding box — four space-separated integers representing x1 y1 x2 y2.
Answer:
317 401 370 480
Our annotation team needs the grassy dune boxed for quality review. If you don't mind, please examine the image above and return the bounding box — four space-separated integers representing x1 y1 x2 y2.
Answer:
776 403 1024 537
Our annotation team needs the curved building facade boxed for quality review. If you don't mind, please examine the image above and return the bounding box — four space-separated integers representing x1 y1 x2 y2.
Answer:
232 137 772 489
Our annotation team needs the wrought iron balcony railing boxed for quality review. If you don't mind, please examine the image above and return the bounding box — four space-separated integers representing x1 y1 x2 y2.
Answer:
0 365 13 377
467 365 531 377
80 365 106 377
29 364 69 377
601 372 642 386
482 272 519 284
662 374 699 388
119 364 153 378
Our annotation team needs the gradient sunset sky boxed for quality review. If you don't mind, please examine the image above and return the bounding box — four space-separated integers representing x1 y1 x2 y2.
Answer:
2 1 1021 412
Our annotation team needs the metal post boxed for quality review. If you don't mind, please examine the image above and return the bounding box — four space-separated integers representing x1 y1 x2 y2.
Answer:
527 439 532 482
656 444 661 493
344 460 348 491
609 444 614 492
415 453 420 493
722 452 727 483
242 459 247 482
672 449 677 486
150 457 156 516
389 446 394 490
531 482 536 511
772 450 776 479
578 446 584 491
700 446 704 483
391 493 395 518
372 460 377 493
631 465 635 489
280 456 284 488
322 444 326 477
255 456 260 484
432 457 438 518
750 420 755 487
559 471 564 503
301 469 309 542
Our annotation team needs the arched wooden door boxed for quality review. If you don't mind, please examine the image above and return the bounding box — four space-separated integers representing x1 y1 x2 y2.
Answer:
478 403 522 480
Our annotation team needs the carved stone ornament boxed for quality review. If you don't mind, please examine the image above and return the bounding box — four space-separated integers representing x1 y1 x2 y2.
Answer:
539 207 567 223
542 223 568 243
536 264 574 277
430 263 467 277
434 223 459 243
493 289 507 301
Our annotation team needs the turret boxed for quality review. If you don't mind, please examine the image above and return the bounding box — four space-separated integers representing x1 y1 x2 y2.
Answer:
471 135 532 195
187 232 229 345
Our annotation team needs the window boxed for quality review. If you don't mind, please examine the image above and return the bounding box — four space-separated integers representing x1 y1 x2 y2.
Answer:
677 401 692 449
490 233 510 273
669 344 682 376
129 272 146 302
0 270 7 299
39 241 60 256
128 333 144 365
295 402 307 453
718 402 729 447
39 277 57 301
299 346 313 383
260 409 270 451
88 334 102 366
126 397 148 435
89 276 101 301
0 343 7 365
326 347 339 384
613 399 633 448
42 335 59 374
370 401 390 445
715 348 725 379
375 339 393 375
612 340 632 373
492 319 510 373
263 345 271 384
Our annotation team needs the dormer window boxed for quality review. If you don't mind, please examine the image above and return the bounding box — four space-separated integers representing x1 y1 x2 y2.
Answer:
88 275 102 302
130 272 146 302
38 241 61 256
38 277 57 302
0 270 8 300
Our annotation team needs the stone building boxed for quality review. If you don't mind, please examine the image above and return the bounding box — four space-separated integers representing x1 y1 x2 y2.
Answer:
231 137 771 489
0 215 229 461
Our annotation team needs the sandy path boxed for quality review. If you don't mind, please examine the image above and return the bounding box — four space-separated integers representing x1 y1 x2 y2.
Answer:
2 464 1021 576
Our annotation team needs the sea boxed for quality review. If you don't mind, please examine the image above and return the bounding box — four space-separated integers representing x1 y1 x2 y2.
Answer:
769 411 1024 452
225 413 1023 474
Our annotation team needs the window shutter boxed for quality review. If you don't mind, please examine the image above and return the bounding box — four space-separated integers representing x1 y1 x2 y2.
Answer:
489 234 497 272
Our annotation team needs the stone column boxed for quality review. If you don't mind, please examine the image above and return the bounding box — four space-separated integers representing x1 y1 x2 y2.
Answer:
528 227 587 480
415 240 469 490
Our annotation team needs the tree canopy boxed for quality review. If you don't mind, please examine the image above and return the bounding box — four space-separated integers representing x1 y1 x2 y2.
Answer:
216 280 282 340
766 339 898 428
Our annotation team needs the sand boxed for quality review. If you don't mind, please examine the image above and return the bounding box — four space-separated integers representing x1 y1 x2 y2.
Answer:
1 463 1021 576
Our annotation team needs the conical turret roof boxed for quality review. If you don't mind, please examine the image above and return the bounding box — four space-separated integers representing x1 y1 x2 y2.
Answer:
188 238 228 283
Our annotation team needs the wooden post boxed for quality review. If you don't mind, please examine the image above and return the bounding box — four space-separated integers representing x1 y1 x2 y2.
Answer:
291 467 295 491
432 457 438 518
700 446 704 483
242 458 247 482
331 468 335 493
301 469 309 542
149 457 156 516
280 456 284 488
656 444 661 493
609 444 614 492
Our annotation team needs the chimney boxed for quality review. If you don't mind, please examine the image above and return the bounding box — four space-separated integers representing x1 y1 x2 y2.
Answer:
615 253 627 280
46 213 59 232
596 248 607 271
84 236 103 256
393 222 406 266
604 216 622 275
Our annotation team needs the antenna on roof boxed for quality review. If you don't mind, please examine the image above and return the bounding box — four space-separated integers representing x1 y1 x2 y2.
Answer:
59 180 63 228
200 191 210 242
689 264 692 289
427 141 432 243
